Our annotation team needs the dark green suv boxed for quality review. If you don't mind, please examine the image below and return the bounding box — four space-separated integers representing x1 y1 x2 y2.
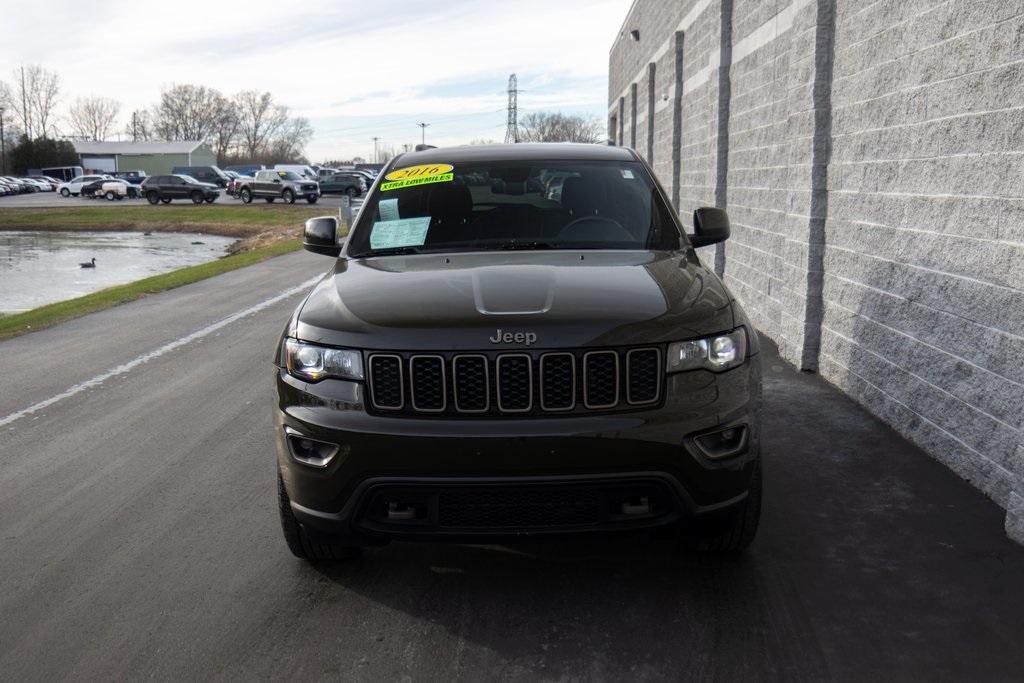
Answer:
274 144 762 561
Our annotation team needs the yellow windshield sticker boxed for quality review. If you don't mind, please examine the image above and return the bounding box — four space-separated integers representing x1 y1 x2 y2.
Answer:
380 163 455 191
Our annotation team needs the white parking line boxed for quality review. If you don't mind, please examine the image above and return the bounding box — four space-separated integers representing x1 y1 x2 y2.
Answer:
0 275 323 429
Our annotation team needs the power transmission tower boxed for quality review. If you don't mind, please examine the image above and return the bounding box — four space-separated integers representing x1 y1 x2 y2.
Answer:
504 73 519 143
417 122 429 145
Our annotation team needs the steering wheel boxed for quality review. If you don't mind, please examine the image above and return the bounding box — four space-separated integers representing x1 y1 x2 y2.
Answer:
558 215 632 242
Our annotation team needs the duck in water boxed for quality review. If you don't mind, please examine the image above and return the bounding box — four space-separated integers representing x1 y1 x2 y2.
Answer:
79 257 96 268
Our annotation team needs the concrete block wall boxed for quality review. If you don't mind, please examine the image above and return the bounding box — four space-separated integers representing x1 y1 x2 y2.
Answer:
610 0 1024 541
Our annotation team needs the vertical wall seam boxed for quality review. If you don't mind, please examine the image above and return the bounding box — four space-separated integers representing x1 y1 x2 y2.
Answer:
671 31 685 214
647 62 657 163
618 97 625 145
714 0 733 277
630 82 638 148
801 0 837 371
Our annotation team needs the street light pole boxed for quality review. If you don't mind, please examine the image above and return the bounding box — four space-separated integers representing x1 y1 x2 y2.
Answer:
372 136 379 163
417 122 429 146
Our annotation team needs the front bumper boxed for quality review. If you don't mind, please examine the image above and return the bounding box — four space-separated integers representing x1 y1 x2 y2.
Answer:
275 356 761 540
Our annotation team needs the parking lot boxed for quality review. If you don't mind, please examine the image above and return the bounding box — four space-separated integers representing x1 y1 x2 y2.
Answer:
0 189 359 210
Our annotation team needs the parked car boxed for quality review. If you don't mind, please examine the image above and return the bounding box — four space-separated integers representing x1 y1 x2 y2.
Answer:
27 175 61 191
1 176 32 193
273 164 318 180
81 179 139 200
237 169 320 204
170 165 230 188
319 171 366 198
223 164 265 177
58 175 111 197
113 170 148 184
141 175 221 204
272 143 761 561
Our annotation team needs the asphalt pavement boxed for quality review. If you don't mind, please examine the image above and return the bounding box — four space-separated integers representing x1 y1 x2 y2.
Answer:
1 250 1023 680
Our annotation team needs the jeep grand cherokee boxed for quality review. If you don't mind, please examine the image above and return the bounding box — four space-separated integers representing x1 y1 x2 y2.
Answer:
274 143 762 561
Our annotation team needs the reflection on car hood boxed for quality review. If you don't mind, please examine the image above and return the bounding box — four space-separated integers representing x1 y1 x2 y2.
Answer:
295 250 734 350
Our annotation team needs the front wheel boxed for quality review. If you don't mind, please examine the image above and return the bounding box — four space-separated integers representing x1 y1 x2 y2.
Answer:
282 189 295 204
60 188 70 197
306 196 318 204
278 472 361 562
146 191 159 205
205 197 215 204
240 188 252 204
105 191 116 201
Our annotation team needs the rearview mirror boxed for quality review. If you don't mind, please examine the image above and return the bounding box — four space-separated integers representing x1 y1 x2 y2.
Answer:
304 216 343 257
690 207 730 248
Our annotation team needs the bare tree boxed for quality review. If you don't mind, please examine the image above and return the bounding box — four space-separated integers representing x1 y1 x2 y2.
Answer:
68 96 121 140
10 65 61 138
152 84 227 141
125 109 155 141
266 116 313 162
209 97 239 162
519 111 603 144
234 90 288 159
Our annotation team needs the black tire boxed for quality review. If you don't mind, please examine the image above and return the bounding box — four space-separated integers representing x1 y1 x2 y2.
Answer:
105 191 116 201
345 186 357 198
265 197 275 203
240 188 252 204
277 472 361 561
306 196 318 204
282 189 295 204
147 191 160 205
60 188 70 197
161 197 172 204
682 458 762 553
205 197 215 203
190 191 204 205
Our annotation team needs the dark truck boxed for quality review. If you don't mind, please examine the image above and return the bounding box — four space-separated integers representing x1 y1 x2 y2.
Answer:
274 143 762 561
238 169 320 204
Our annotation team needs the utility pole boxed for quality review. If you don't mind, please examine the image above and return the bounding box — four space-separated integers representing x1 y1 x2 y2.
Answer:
504 73 519 144
0 106 6 175
20 66 31 139
372 136 380 163
131 112 138 142
417 122 429 145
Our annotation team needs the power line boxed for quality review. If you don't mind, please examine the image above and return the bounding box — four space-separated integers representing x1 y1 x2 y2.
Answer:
504 73 519 144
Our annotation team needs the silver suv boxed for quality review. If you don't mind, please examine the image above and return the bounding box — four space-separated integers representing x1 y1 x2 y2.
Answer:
238 170 320 204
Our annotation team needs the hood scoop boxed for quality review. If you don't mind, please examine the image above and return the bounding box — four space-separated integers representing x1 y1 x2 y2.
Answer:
472 266 555 315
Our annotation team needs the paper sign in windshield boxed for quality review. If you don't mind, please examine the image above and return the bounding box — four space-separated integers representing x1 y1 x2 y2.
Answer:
380 163 454 191
370 216 431 250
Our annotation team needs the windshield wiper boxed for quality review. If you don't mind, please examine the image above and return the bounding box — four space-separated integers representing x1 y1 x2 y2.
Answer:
359 245 423 257
493 240 557 251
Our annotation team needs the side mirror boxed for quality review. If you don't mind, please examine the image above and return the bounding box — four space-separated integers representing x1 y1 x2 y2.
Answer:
690 207 730 248
304 216 343 257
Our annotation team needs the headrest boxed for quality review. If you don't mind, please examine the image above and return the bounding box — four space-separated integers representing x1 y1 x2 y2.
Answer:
427 183 473 218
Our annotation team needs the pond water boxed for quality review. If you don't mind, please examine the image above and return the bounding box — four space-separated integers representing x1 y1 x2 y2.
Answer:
0 231 237 314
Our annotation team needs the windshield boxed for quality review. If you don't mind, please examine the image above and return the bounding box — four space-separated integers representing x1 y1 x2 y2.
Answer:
277 171 302 180
347 160 681 257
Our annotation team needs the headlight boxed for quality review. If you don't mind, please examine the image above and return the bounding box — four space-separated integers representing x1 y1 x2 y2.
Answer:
284 338 364 382
666 327 748 373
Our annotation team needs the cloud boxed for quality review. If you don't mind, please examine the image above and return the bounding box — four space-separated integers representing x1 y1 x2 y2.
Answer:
0 0 628 159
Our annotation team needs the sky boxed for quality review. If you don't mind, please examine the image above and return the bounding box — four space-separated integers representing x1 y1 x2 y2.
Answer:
0 0 629 162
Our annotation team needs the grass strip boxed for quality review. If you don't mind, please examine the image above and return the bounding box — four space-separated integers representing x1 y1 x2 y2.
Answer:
0 205 331 235
0 239 303 341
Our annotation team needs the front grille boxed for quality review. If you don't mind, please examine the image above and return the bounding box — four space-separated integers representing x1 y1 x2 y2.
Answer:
366 346 662 418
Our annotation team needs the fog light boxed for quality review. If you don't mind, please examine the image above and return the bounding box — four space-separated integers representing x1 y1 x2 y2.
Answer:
284 428 341 468
694 424 748 459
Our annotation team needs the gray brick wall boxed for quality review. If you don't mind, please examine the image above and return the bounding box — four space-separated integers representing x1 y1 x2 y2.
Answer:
610 0 1024 542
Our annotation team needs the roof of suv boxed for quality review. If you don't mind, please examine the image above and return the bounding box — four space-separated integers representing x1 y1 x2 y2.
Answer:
392 143 635 166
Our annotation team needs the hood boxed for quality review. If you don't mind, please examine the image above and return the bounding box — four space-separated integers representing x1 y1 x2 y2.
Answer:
295 251 734 351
